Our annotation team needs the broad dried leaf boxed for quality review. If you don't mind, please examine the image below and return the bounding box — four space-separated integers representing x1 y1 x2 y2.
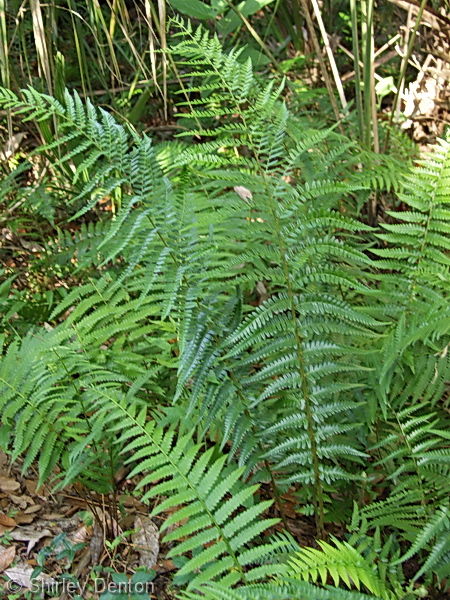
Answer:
24 480 37 496
24 505 42 515
10 527 51 554
0 513 17 528
9 495 27 509
133 516 159 569
4 563 56 589
0 545 16 570
0 477 20 492
15 514 35 525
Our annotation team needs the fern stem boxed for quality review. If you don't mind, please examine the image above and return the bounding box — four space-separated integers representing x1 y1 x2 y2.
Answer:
262 175 325 540
264 458 292 533
228 371 293 535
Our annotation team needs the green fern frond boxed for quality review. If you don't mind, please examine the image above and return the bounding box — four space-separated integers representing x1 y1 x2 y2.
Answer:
178 579 384 599
287 539 394 599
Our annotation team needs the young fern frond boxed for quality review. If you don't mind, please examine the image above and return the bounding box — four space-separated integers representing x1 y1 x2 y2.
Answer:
178 579 384 600
286 539 395 599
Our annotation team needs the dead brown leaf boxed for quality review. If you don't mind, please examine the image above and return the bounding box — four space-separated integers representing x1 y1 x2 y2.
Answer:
4 563 56 590
10 527 51 555
24 480 37 496
9 495 27 509
0 545 16 570
14 514 35 525
23 505 42 515
0 477 20 493
0 450 8 470
0 513 17 528
132 516 159 569
154 558 176 574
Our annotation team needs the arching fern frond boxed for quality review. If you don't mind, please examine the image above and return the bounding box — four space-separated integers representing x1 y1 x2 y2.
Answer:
286 539 395 599
178 579 383 600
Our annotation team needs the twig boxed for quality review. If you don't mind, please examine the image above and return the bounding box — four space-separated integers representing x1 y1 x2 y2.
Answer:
309 0 347 110
388 0 450 28
298 0 345 134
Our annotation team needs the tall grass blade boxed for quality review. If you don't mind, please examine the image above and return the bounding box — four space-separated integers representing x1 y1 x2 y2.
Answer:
350 0 363 141
29 0 53 94
0 0 12 140
310 0 347 110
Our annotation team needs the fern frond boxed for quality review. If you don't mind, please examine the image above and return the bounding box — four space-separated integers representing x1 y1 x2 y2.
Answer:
178 579 384 600
287 539 394 599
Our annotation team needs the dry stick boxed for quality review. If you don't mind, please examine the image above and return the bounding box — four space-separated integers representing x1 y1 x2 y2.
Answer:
157 0 167 121
309 0 347 111
364 0 379 154
341 48 399 82
361 0 375 151
298 0 345 134
222 0 282 72
388 0 450 28
349 0 363 141
382 0 429 153
144 0 164 101
0 0 12 143
395 7 414 124
375 34 402 59
369 41 379 154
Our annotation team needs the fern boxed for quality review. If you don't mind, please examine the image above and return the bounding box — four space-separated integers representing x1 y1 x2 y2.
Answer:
0 23 382 538
178 579 383 600
354 135 450 587
286 539 395 599
370 135 450 404
95 401 286 589
0 275 178 488
392 506 450 582
1 19 450 598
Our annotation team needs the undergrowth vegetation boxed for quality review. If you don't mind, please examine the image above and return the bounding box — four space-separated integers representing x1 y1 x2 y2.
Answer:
1 16 450 600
